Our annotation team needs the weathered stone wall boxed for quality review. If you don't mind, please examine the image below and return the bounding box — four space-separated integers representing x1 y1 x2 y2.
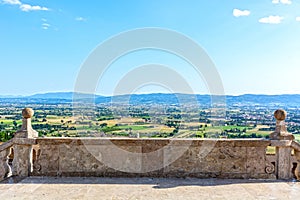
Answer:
31 138 276 179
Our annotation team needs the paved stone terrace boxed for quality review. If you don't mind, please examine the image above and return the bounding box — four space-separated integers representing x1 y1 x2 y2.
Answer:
0 177 299 199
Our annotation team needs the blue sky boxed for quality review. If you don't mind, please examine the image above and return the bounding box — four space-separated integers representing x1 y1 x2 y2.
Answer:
1 0 300 96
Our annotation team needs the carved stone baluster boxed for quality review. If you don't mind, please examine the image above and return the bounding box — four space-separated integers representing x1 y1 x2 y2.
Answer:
294 150 300 180
0 147 12 180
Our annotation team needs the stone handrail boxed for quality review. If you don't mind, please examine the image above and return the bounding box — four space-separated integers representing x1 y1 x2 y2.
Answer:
1 108 300 181
291 141 300 152
0 139 14 152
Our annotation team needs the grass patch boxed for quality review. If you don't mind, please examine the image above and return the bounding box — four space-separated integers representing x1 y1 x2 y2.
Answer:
266 146 275 154
117 125 152 131
294 134 300 143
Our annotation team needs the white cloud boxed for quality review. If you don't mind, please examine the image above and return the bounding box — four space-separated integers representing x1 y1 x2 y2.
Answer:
296 17 300 21
2 0 21 5
20 4 49 12
233 9 250 17
259 15 283 24
2 0 49 12
42 23 50 30
272 0 292 4
75 17 87 21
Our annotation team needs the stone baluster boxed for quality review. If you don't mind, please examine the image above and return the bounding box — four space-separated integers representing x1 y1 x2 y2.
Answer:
0 147 12 180
270 109 294 179
12 108 37 177
291 141 300 180
294 150 300 180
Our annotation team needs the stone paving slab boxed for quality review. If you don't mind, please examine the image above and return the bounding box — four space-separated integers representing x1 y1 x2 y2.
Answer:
0 177 299 200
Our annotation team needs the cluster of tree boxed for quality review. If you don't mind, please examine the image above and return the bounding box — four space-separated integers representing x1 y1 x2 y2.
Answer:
5 116 22 120
97 116 115 121
101 126 122 133
151 132 174 138
194 131 268 139
165 113 182 128
165 120 181 128
258 127 274 131
287 126 300 134
128 108 151 122
227 132 269 139
0 131 14 142
223 128 247 133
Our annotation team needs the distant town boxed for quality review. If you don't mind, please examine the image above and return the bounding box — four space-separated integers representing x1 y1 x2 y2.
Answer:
1 92 300 143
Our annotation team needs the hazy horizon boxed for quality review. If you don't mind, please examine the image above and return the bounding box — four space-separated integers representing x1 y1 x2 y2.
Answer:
2 91 300 98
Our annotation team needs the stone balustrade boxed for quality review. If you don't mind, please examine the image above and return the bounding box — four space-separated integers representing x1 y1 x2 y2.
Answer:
0 108 300 181
0 108 37 181
0 139 13 180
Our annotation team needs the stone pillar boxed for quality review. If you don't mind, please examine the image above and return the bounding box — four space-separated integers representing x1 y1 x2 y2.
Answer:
12 108 37 177
270 109 294 179
275 144 292 179
12 144 33 177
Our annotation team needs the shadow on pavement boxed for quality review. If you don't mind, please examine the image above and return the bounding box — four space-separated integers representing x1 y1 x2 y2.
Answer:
1 176 298 189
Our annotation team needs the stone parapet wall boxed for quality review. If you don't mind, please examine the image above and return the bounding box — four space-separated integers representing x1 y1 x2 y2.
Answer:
31 138 276 179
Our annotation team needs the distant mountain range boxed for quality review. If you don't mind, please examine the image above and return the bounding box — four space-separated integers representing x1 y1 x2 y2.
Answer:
29 92 75 99
1 92 300 106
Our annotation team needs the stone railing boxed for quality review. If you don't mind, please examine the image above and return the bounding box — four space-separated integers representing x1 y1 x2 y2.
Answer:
0 139 13 180
0 108 300 181
0 108 37 181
